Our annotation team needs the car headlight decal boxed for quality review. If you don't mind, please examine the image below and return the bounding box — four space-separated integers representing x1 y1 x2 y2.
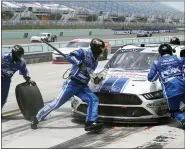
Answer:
142 90 163 100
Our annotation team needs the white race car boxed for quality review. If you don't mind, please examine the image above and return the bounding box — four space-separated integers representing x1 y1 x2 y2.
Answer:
52 38 111 64
71 43 185 124
31 33 57 43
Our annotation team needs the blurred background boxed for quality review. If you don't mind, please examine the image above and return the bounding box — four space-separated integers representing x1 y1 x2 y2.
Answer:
1 1 184 30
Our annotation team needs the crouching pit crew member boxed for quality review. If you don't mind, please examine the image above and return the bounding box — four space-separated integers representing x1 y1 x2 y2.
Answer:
148 43 185 130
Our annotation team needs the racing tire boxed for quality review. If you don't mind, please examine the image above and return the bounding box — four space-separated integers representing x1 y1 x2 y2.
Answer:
15 82 44 121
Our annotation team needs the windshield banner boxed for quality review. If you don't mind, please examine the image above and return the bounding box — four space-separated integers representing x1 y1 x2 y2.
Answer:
106 71 148 80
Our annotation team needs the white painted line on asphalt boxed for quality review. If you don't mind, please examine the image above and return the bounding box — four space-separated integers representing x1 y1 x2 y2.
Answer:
46 72 59 75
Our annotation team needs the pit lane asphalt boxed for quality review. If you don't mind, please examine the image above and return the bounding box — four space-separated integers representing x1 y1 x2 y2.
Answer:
2 58 184 148
1 33 185 148
2 108 184 148
2 31 184 45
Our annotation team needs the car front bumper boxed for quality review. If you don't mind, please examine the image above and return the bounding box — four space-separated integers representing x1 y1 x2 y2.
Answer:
71 111 171 124
71 94 171 124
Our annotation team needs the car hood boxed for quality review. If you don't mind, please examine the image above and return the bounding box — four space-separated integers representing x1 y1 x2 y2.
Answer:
53 47 89 54
89 68 162 94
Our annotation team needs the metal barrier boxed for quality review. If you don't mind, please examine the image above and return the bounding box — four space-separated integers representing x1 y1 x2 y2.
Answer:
2 29 113 40
2 35 184 54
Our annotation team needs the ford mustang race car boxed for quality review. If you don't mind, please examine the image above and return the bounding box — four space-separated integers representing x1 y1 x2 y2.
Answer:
137 31 152 37
71 43 185 123
52 38 111 64
31 33 57 43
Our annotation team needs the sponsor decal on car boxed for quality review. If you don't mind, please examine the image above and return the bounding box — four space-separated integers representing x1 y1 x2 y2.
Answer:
106 72 147 80
146 100 168 109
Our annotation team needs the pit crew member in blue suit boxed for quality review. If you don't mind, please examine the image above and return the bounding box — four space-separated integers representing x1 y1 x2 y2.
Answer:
148 43 185 129
31 38 105 131
1 45 35 110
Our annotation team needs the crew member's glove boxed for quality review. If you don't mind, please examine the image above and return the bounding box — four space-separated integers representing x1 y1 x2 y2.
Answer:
79 63 87 72
24 76 36 86
93 76 104 85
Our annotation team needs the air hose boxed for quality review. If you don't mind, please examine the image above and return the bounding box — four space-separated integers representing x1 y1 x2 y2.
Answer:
62 68 72 79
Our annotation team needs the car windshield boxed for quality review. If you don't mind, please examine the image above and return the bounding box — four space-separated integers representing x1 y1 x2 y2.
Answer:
105 48 160 70
66 42 89 48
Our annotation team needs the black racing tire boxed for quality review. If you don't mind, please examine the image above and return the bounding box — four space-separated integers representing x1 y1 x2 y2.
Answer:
15 82 44 121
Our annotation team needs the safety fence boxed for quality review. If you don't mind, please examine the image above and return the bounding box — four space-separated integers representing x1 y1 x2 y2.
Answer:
2 29 113 40
2 35 184 54
2 28 184 40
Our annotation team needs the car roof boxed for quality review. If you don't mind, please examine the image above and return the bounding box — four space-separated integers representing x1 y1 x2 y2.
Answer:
70 38 91 42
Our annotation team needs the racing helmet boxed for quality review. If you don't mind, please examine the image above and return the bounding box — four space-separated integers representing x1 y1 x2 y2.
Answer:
90 38 105 58
170 37 180 45
158 43 173 56
12 45 24 63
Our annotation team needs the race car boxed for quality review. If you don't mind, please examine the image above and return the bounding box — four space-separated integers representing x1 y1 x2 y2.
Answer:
137 31 152 37
31 33 57 43
52 38 111 64
71 43 185 124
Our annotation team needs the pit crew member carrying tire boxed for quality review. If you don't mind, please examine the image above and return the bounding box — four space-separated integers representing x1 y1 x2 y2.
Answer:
1 45 35 110
148 43 185 130
31 38 105 132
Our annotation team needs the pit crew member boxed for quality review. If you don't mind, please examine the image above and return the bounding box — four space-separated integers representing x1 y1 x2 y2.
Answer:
31 38 105 132
1 45 35 110
148 43 185 129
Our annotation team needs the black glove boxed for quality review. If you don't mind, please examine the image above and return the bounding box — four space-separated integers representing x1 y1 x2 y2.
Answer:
24 76 36 86
93 76 104 85
79 63 87 72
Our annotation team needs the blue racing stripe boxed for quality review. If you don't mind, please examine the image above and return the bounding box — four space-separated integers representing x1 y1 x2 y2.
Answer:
99 77 118 93
111 78 129 93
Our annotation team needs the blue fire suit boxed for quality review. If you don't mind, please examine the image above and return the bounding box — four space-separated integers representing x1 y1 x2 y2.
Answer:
36 48 99 122
1 53 29 108
148 54 185 123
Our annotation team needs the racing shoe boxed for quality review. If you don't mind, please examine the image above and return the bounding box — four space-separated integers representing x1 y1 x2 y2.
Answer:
182 119 185 130
85 120 104 132
31 116 39 130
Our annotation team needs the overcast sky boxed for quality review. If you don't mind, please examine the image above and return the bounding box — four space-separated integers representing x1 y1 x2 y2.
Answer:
161 2 184 12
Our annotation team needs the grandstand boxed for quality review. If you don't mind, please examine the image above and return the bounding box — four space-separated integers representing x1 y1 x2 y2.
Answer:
2 1 184 27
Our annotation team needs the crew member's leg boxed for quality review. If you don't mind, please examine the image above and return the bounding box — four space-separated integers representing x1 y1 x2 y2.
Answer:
76 86 103 131
37 80 81 121
1 80 11 109
167 94 185 129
